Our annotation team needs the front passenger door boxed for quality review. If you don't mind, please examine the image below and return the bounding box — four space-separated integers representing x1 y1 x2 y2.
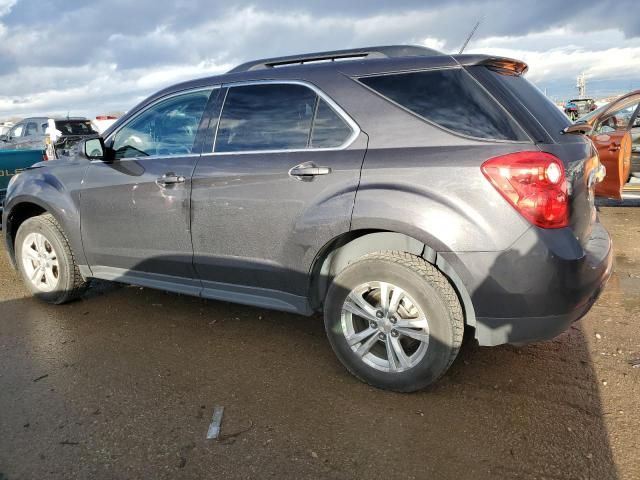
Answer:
593 98 639 199
80 88 215 291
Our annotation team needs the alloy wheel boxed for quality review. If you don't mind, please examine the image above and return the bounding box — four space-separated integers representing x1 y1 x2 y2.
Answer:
21 232 60 292
340 281 430 373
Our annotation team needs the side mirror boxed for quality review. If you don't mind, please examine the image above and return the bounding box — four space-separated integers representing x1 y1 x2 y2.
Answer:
83 137 114 162
84 137 104 159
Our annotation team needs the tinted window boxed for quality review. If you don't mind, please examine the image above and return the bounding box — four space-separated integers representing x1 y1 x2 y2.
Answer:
215 84 316 152
113 90 211 159
310 99 352 148
360 69 528 141
470 66 570 142
55 120 97 136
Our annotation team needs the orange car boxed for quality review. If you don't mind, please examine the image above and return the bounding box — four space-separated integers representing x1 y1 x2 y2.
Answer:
569 91 640 199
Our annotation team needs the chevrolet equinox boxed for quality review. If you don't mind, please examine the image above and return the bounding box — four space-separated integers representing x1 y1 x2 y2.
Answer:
2 46 612 392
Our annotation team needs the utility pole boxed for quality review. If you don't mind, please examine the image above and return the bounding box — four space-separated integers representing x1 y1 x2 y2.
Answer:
459 19 482 54
576 73 586 98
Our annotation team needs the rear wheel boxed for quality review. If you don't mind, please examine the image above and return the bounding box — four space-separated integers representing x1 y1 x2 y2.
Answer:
324 251 464 392
15 213 88 304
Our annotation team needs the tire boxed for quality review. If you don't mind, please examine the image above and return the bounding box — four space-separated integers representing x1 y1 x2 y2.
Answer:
324 251 464 392
15 213 88 304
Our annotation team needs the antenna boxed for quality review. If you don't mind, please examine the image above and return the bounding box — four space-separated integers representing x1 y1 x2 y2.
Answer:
459 18 482 54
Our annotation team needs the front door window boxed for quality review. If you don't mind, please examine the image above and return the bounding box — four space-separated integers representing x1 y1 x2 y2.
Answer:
112 89 211 159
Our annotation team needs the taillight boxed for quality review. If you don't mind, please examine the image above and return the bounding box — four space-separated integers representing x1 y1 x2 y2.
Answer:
482 151 569 229
42 152 48 161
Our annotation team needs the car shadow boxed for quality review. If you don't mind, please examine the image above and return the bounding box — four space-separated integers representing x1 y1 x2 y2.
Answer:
0 249 620 479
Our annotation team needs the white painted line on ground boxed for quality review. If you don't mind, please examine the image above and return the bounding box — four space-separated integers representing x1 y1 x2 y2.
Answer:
206 406 224 440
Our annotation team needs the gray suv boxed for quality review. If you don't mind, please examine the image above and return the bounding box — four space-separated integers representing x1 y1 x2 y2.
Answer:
2 46 612 392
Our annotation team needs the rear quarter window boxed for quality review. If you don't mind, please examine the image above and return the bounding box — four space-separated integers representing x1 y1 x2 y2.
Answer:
359 68 528 142
468 66 572 143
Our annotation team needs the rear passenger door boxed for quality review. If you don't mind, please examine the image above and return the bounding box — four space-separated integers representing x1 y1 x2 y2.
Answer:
190 81 367 311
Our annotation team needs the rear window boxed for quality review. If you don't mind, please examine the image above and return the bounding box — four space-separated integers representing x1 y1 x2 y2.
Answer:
215 83 354 153
359 68 528 141
469 66 571 143
54 120 97 136
216 84 316 152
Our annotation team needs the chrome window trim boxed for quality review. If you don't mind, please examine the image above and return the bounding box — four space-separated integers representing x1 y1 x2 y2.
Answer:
89 153 202 164
104 86 218 159
206 79 361 156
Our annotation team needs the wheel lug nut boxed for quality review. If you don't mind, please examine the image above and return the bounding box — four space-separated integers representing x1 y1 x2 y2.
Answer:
378 333 386 340
391 330 399 338
369 321 377 329
376 310 384 319
390 317 397 324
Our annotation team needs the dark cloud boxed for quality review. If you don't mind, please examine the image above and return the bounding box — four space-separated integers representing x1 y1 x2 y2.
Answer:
0 0 638 116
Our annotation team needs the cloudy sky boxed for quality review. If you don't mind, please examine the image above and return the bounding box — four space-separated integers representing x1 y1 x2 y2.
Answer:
1 0 639 119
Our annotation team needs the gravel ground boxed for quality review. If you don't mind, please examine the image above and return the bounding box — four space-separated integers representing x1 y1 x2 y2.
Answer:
0 207 638 480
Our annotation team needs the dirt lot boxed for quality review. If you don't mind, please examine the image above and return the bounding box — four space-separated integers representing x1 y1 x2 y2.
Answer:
0 207 638 480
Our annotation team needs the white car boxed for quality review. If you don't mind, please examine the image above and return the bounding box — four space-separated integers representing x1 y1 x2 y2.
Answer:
91 115 119 134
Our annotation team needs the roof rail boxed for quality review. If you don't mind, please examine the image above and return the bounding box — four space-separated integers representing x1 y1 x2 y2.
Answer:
228 45 443 73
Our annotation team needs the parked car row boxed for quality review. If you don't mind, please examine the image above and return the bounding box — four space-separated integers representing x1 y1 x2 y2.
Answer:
2 45 613 392
0 115 121 208
564 98 598 120
0 117 99 157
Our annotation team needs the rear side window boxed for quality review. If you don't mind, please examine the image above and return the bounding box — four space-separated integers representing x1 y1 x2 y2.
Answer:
359 69 528 141
215 83 354 153
25 122 39 136
469 66 571 143
216 84 316 152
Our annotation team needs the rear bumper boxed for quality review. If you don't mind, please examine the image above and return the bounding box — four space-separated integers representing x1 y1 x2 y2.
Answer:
439 220 613 346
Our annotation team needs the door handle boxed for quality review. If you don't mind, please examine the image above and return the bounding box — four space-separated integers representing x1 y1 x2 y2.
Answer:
288 164 332 178
156 173 185 186
609 143 621 152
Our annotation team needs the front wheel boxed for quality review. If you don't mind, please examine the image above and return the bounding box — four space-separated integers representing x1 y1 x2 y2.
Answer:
324 251 464 392
15 213 89 304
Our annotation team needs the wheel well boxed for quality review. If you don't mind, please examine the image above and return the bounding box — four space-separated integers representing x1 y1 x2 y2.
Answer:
308 230 430 308
5 202 47 262
308 230 476 328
